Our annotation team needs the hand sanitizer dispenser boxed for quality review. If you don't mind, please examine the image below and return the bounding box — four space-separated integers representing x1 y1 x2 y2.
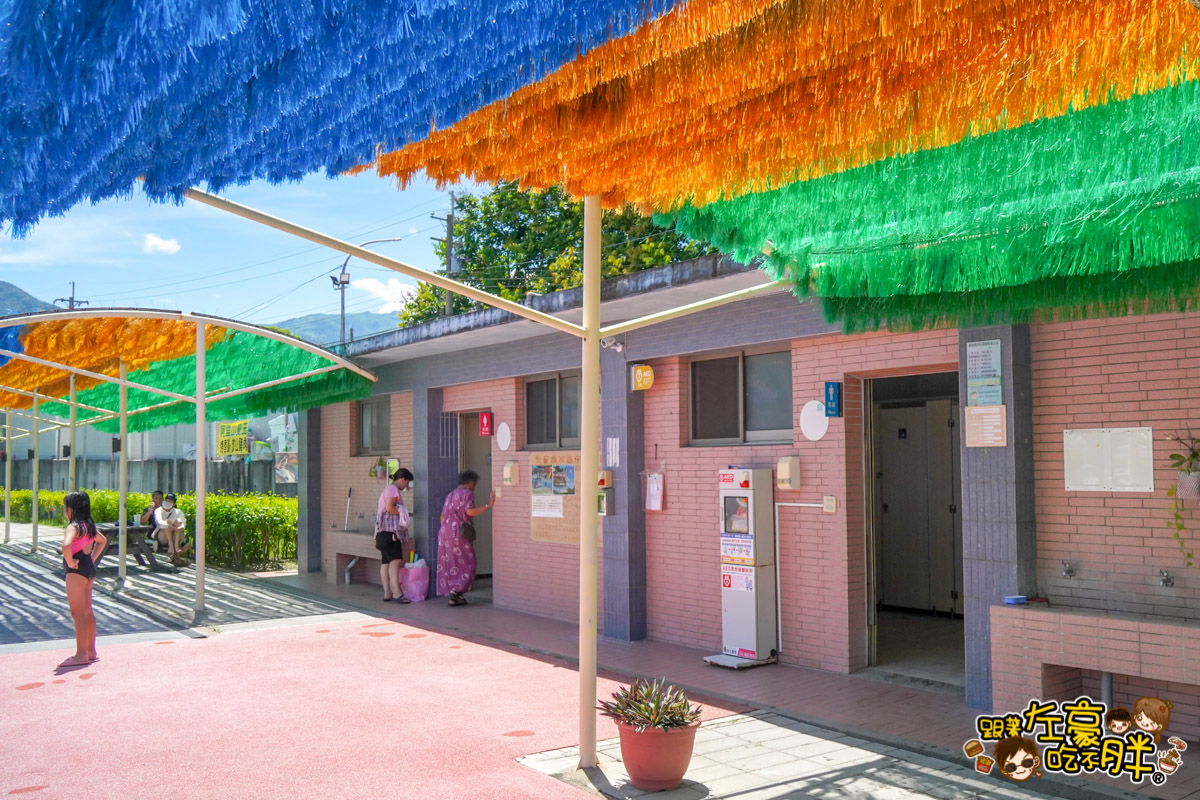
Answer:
776 456 800 490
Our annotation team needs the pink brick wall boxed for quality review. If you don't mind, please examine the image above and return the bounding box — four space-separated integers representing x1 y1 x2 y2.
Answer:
642 329 958 671
319 392 413 582
1031 314 1200 617
442 379 591 623
991 605 1200 742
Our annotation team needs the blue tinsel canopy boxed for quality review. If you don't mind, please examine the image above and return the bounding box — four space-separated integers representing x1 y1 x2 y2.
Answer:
0 0 681 233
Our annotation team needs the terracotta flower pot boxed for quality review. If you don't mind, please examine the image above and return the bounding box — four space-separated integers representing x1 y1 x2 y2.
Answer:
616 721 700 791
1179 471 1200 500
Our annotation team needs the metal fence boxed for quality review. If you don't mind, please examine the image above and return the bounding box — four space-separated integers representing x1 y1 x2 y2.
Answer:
0 458 298 498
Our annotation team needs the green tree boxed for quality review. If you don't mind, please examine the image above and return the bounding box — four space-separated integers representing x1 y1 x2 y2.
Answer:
398 183 713 327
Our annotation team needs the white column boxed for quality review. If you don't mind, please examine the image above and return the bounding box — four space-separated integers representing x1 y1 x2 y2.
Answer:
68 375 77 491
577 195 602 768
31 395 39 551
195 322 207 613
3 415 10 543
118 362 128 583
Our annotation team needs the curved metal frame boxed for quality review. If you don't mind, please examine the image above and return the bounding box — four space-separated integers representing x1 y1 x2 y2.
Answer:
0 308 377 615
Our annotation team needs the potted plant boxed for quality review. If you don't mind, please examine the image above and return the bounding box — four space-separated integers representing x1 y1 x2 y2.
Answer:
597 678 702 791
367 456 387 479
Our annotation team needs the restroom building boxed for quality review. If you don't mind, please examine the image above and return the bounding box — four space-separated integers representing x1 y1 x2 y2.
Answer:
297 254 1200 734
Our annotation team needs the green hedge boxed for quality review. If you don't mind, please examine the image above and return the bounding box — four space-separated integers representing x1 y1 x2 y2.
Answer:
0 489 297 571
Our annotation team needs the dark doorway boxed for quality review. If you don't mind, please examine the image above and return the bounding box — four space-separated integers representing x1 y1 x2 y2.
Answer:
867 372 964 691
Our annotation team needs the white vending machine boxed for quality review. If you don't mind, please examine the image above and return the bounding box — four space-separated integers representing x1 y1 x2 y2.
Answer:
705 468 778 668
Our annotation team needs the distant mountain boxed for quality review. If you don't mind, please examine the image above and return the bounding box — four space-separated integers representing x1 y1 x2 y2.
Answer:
271 311 398 345
0 281 55 316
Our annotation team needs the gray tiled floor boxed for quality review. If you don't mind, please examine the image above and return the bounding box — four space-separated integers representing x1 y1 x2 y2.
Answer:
520 711 1120 800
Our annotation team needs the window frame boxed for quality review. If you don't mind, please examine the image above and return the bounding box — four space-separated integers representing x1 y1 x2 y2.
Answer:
525 371 582 451
355 395 391 456
688 347 793 446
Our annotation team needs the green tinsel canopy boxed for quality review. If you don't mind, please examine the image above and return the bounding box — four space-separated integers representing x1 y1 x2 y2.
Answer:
36 329 372 432
661 79 1200 332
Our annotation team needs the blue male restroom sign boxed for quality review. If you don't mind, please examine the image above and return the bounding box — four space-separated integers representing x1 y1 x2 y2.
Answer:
824 381 843 417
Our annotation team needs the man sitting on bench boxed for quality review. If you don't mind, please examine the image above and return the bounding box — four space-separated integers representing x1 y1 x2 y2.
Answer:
153 494 189 565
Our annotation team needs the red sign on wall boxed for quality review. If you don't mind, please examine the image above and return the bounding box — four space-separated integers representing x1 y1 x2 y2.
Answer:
479 412 494 437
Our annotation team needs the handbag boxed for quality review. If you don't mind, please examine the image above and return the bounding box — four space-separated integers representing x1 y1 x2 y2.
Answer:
461 522 477 542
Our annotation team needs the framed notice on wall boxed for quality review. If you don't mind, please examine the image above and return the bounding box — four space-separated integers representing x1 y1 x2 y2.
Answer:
531 451 582 542
1064 428 1154 492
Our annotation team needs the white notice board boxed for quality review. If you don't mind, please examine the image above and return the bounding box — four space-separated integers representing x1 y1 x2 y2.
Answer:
1063 428 1154 492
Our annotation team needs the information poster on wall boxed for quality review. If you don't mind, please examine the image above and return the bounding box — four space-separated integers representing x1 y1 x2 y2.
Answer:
721 564 755 592
217 420 251 456
964 405 1008 447
966 339 1003 406
531 451 582 542
274 452 298 484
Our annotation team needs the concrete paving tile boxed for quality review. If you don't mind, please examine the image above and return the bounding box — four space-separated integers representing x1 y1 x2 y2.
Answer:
779 738 848 758
700 770 773 796
739 725 803 745
684 760 745 785
730 748 798 771
761 731 826 751
720 743 785 765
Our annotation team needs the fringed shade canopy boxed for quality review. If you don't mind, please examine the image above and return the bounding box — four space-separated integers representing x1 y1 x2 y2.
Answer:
5 0 1200 330
0 311 374 431
0 0 683 233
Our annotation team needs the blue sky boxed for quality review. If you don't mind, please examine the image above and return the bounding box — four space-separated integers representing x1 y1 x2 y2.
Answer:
0 172 476 325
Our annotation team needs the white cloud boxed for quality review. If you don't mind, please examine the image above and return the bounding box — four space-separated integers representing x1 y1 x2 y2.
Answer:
408 226 418 235
351 278 417 313
142 233 181 255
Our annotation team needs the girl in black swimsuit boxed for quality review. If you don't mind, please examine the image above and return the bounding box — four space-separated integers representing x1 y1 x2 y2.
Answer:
60 491 107 668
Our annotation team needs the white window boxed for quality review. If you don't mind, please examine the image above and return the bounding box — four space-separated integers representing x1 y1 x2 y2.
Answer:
525 373 580 449
356 396 390 455
690 351 792 444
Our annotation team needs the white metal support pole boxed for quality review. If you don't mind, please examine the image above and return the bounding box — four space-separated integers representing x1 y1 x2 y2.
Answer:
3 416 10 543
578 195 602 769
118 362 128 583
194 322 207 614
31 395 39 551
68 375 77 491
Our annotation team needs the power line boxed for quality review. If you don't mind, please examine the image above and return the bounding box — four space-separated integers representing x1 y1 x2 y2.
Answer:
86 204 444 299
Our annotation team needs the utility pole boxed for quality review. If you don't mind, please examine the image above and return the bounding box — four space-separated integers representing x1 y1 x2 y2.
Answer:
53 283 87 489
333 238 406 346
53 281 89 310
432 193 457 317
330 269 349 344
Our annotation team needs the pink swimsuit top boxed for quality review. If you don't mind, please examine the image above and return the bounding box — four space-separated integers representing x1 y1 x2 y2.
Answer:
69 526 95 553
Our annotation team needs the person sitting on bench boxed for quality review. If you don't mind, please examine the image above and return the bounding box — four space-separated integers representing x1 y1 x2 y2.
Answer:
139 490 164 529
152 494 188 564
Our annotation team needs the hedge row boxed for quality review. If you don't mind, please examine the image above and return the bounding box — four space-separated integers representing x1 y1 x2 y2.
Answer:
1 489 297 571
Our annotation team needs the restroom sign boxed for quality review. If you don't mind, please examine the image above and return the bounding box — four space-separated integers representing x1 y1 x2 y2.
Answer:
479 412 494 437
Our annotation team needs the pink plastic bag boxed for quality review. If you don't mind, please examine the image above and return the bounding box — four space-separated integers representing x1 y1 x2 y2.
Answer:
400 565 429 602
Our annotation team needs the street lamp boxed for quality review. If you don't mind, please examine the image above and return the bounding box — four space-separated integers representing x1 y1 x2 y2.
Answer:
334 238 403 345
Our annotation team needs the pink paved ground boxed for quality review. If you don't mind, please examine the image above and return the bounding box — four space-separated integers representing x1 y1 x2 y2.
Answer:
0 617 739 800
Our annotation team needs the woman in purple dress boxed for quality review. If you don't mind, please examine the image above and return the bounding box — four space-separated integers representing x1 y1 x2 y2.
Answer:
436 470 495 606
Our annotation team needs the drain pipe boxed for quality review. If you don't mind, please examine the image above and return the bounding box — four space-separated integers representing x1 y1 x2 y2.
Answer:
774 502 823 655
1101 671 1113 710
344 556 360 586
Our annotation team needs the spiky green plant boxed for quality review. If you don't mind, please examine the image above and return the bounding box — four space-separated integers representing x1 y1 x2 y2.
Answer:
597 678 702 733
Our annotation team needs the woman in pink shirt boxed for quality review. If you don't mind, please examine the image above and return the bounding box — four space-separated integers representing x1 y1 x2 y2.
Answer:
375 468 413 602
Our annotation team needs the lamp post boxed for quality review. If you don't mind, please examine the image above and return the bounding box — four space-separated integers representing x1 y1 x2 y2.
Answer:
333 238 406 345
